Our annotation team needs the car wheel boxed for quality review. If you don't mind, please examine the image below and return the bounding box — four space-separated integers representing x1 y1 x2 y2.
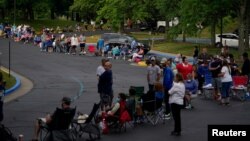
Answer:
215 42 222 48
158 26 165 33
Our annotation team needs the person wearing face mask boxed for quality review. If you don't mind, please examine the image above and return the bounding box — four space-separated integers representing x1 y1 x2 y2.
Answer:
184 73 198 109
106 93 127 116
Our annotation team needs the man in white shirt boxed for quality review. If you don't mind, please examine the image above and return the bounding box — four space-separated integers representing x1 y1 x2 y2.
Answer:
70 34 79 55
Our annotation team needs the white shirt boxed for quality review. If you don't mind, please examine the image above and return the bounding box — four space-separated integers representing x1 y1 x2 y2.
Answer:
71 36 79 46
169 82 185 105
96 65 105 76
221 66 232 82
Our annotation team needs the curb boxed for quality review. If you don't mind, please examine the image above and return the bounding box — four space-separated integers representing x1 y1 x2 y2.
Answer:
4 74 21 95
1 67 21 95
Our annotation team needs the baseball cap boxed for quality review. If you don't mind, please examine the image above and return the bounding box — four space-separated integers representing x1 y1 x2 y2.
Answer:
150 57 156 61
62 97 71 104
161 57 167 63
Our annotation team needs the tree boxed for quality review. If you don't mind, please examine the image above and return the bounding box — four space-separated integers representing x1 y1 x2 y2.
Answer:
0 0 7 19
155 0 181 41
235 0 249 53
97 0 152 32
180 0 233 46
70 0 100 22
48 0 73 20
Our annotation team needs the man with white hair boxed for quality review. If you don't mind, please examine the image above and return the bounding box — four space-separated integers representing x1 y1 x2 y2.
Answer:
147 57 161 92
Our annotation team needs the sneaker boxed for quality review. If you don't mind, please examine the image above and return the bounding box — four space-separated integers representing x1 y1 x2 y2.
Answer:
185 104 192 109
171 131 181 136
163 113 171 120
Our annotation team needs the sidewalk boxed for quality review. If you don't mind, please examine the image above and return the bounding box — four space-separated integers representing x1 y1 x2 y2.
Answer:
1 67 33 103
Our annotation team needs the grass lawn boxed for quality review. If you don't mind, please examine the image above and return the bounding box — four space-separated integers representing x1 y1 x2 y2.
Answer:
86 35 100 43
0 70 16 89
152 41 245 59
11 19 78 34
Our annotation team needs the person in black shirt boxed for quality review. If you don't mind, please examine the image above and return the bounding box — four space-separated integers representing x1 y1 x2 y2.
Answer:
241 52 250 80
209 55 222 100
193 46 199 65
98 62 113 109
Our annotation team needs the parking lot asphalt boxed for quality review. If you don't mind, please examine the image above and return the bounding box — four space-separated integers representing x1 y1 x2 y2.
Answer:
0 38 250 141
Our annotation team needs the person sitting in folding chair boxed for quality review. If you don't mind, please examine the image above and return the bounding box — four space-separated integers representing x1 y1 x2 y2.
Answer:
101 93 131 133
32 97 76 141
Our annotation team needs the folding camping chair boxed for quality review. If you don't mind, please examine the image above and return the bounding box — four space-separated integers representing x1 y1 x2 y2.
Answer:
231 75 249 101
72 102 101 141
88 45 96 56
140 91 165 126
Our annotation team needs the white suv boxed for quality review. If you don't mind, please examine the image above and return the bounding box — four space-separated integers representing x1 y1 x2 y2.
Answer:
215 33 239 48
215 33 250 48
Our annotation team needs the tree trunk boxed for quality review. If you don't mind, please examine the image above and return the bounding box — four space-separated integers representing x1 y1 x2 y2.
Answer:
245 16 249 49
76 12 80 22
119 21 124 33
210 19 216 47
238 0 246 54
28 6 34 20
23 8 28 20
0 8 5 19
164 18 171 42
71 11 74 21
245 0 250 49
50 8 55 20
182 29 186 42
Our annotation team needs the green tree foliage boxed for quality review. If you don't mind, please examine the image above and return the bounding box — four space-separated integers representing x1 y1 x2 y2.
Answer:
70 0 100 22
155 0 181 41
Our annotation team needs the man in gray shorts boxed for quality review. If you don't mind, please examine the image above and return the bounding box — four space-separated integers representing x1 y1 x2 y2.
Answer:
209 56 222 100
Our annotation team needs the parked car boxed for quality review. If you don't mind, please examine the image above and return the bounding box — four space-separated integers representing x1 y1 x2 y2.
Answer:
215 33 239 48
139 20 157 31
101 33 151 54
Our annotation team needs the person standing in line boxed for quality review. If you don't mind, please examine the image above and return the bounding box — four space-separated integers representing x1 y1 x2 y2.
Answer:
98 61 113 109
97 38 104 56
169 73 185 136
147 57 161 92
219 60 232 105
78 33 86 55
209 55 222 100
193 46 199 65
162 58 174 119
241 52 250 82
197 47 210 66
70 34 79 55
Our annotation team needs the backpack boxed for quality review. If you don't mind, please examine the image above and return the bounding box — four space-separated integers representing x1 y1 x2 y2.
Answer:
0 124 17 141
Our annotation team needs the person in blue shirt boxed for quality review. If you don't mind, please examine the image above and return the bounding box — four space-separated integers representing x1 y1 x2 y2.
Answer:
97 38 104 55
184 73 198 109
163 58 174 119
